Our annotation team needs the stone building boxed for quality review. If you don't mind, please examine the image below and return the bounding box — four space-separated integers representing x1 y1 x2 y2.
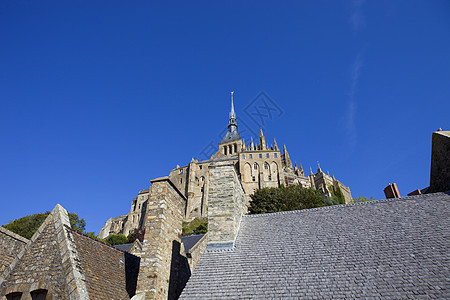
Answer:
99 95 352 238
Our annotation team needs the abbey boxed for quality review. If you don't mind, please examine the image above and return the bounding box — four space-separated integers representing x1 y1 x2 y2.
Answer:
99 94 352 239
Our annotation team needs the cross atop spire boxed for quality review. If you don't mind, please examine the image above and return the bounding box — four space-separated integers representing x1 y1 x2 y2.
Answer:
228 91 237 131
230 91 235 119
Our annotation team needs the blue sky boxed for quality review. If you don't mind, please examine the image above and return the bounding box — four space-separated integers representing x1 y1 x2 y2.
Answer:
1 1 449 233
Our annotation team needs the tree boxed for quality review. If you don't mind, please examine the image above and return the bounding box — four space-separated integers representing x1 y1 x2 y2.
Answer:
104 233 128 245
353 196 375 203
329 185 346 205
2 211 87 239
248 185 330 214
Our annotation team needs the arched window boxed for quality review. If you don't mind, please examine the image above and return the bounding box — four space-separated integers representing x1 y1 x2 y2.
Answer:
254 163 258 170
224 146 227 155
264 162 269 170
31 289 48 300
6 292 22 300
229 144 232 154
234 144 237 153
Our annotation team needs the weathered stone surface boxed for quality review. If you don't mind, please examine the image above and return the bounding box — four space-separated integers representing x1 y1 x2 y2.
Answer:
136 177 188 300
207 161 245 248
0 227 28 279
430 130 450 193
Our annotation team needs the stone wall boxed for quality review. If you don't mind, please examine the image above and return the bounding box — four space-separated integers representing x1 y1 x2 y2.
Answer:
0 227 28 278
0 205 88 299
186 234 207 273
207 161 245 249
136 177 187 300
430 130 450 193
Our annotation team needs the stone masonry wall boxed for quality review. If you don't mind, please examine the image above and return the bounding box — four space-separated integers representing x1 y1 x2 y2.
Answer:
430 130 450 193
136 177 186 300
0 209 70 298
0 227 28 278
207 161 245 248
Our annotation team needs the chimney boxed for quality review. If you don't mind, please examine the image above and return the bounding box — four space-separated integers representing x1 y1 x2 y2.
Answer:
384 183 401 199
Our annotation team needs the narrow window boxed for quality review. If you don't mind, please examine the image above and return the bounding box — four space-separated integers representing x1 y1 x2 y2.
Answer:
199 165 202 170
31 290 48 300
269 175 272 181
259 154 262 158
274 153 278 158
201 187 204 192
234 144 237 153
249 154 253 159
264 163 269 170
242 154 245 159
266 153 270 158
180 178 183 184
254 163 258 170
252 176 256 182
6 293 22 300
229 145 232 154
224 146 227 155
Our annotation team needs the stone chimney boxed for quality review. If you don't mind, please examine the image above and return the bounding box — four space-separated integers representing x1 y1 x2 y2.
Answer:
207 161 245 250
429 130 450 193
136 177 188 299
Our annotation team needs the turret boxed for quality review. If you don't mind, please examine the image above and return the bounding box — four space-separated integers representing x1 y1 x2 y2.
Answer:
273 139 279 151
259 128 266 150
283 145 293 169
250 137 254 150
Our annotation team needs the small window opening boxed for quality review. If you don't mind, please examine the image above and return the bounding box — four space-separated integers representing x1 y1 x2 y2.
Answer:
249 154 253 159
266 153 270 158
179 169 183 174
31 289 48 300
252 176 256 182
254 163 258 170
259 154 262 158
274 153 278 158
269 175 272 181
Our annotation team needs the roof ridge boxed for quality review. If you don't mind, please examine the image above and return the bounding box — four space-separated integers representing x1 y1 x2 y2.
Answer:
243 192 450 218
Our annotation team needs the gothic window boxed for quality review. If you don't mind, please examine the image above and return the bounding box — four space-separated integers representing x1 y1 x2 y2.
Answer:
259 154 262 158
224 146 227 155
254 163 258 170
266 153 270 158
274 153 278 158
6 293 22 300
249 154 253 159
269 175 272 181
229 145 232 154
234 144 237 153
31 290 48 300
252 176 256 182
264 163 269 170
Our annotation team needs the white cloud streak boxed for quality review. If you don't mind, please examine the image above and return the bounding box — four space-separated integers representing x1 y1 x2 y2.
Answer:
349 0 366 31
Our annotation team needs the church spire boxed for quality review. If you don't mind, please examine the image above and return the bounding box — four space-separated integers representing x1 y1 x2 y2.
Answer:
273 138 278 151
228 91 237 132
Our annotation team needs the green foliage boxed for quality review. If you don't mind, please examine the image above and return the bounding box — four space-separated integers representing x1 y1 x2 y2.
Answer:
182 218 208 235
2 211 87 239
248 185 330 214
329 185 346 205
352 196 375 203
104 233 128 245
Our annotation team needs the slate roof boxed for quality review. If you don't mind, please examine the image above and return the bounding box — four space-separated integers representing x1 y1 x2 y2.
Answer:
180 192 450 299
114 243 133 252
181 234 205 254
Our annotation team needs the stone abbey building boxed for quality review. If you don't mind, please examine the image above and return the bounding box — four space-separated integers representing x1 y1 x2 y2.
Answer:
99 95 352 239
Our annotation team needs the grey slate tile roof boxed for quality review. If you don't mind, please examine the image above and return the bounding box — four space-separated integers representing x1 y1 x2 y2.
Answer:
180 192 450 299
181 234 205 254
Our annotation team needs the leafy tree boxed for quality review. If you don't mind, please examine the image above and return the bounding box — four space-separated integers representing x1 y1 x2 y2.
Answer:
2 211 86 239
329 185 346 205
248 185 331 214
182 218 208 236
353 196 375 203
104 233 128 245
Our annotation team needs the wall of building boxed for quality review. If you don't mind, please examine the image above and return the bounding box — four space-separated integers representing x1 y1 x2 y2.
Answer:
207 161 245 248
0 227 28 278
430 130 450 193
136 177 187 300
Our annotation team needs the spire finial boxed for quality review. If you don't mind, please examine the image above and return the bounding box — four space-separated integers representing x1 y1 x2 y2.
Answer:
231 91 235 115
